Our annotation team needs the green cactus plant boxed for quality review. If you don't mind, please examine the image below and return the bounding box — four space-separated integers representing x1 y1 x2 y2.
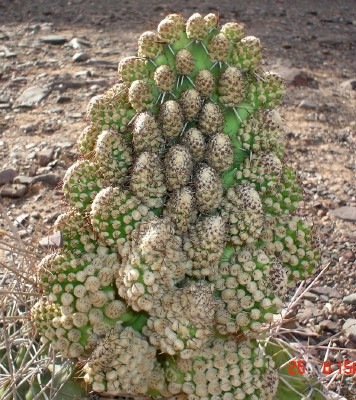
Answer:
30 12 322 399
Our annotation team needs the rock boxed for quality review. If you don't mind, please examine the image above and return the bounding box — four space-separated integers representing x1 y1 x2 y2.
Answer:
0 183 27 198
15 86 51 107
32 173 62 188
20 124 38 134
319 320 338 333
57 141 74 149
56 95 72 104
0 103 11 110
302 292 318 300
343 293 356 305
0 168 17 185
339 250 355 264
0 97 9 103
40 35 67 45
13 175 35 185
272 66 319 88
328 206 356 222
37 148 54 166
298 99 318 110
39 231 63 249
69 38 91 49
44 212 61 224
18 230 28 238
343 319 356 343
30 211 41 220
86 59 117 69
67 112 82 119
310 286 343 299
74 70 92 78
340 79 356 91
37 167 52 174
73 52 89 62
15 213 29 226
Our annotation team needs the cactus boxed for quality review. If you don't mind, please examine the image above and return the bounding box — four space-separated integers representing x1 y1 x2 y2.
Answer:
31 12 322 399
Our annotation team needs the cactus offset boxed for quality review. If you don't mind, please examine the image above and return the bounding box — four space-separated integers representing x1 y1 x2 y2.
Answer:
31 12 321 399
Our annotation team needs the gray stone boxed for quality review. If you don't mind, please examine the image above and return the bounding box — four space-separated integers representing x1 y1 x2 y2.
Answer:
0 183 27 198
69 38 91 49
0 97 9 103
319 320 338 332
310 286 343 299
68 112 82 119
37 148 54 167
56 95 72 104
15 86 51 107
13 175 35 185
329 206 356 222
40 35 67 45
37 167 52 175
18 230 28 238
5 52 17 58
86 59 117 69
302 292 318 300
0 103 11 110
271 66 319 88
44 212 61 224
340 79 356 91
342 319 356 343
343 293 356 305
0 168 17 185
32 173 62 188
297 306 322 322
57 141 74 149
15 213 29 226
73 52 89 62
39 231 63 249
298 99 318 110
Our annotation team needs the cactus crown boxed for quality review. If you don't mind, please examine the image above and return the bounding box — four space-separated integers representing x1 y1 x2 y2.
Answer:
32 12 320 400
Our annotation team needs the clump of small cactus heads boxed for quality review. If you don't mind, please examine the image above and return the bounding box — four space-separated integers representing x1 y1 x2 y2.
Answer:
32 12 320 400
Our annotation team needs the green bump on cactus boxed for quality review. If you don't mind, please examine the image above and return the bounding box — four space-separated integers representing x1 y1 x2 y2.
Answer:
184 215 225 278
231 36 263 71
83 325 165 396
87 82 135 132
116 217 191 312
143 282 221 357
221 184 264 245
54 210 98 255
164 338 279 399
62 159 107 212
118 56 150 83
95 127 132 184
90 186 153 254
77 124 100 154
221 22 245 41
213 248 286 335
31 11 323 400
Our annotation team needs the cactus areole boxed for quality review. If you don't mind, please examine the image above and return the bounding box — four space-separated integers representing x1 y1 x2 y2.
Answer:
32 12 320 400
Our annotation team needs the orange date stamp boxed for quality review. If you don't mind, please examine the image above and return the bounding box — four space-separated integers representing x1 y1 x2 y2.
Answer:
288 360 356 375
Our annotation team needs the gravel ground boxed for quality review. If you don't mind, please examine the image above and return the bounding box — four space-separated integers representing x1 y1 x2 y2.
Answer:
0 0 355 398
